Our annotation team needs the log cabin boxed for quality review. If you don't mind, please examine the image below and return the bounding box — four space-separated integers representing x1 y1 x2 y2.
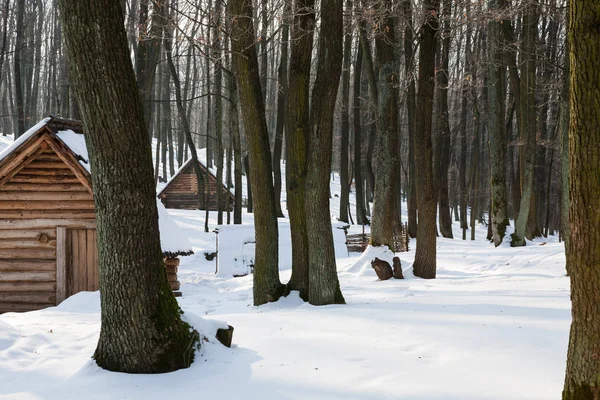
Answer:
158 157 235 211
0 116 193 313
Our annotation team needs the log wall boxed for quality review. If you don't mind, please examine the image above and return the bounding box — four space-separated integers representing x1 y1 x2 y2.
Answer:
0 147 95 313
160 163 234 211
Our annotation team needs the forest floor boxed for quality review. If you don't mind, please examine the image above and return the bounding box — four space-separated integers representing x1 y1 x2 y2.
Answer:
0 136 570 399
0 205 569 400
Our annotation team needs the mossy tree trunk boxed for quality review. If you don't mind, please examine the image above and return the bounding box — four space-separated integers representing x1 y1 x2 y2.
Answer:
285 0 315 300
228 0 284 306
562 0 600 397
413 0 440 278
305 0 345 306
57 0 199 373
370 1 401 251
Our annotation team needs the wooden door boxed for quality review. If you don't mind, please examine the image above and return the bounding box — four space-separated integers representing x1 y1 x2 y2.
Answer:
56 227 98 303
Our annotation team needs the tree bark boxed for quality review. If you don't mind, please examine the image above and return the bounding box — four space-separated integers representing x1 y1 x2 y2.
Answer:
487 0 509 246
228 0 284 306
370 1 401 251
338 0 353 224
562 0 600 396
272 2 290 219
412 0 440 278
57 0 199 373
285 0 315 300
305 0 345 306
435 0 453 239
353 34 367 225
403 0 418 239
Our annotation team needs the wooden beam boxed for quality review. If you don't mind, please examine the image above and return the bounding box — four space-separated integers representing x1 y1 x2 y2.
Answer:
0 211 97 219
0 260 56 271
0 270 56 282
0 200 95 210
56 226 67 304
0 219 95 229
0 191 93 201
0 183 89 192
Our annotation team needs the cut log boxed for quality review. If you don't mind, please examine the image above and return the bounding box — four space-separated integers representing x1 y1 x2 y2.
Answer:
371 257 393 280
169 280 180 291
392 257 404 279
216 325 234 348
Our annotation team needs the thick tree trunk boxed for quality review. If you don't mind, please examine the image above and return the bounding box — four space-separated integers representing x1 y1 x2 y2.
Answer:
370 1 401 251
413 0 440 279
285 0 315 300
562 0 600 396
228 0 284 306
305 0 345 306
214 0 224 225
58 0 198 373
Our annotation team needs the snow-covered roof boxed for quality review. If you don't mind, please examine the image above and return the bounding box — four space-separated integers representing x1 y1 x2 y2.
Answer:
0 117 193 257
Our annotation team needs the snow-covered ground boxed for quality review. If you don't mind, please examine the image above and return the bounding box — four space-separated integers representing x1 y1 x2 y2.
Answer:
0 204 569 399
0 131 569 399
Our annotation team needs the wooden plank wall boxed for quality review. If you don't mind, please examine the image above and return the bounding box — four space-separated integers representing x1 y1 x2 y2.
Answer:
161 163 234 211
0 148 95 313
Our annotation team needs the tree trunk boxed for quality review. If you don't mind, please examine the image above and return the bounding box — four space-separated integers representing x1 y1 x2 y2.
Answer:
228 0 284 306
562 0 600 396
272 2 290 219
338 0 352 224
436 0 453 239
14 0 25 137
487 0 509 246
403 0 418 239
353 34 367 225
58 0 198 373
304 0 345 306
285 0 315 300
512 4 538 246
413 0 440 278
370 1 401 251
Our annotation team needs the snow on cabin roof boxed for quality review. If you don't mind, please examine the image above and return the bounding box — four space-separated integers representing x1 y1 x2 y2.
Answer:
0 117 194 257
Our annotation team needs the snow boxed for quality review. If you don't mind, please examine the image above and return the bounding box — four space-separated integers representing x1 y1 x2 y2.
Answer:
156 199 193 256
0 121 571 399
0 118 50 163
56 130 90 172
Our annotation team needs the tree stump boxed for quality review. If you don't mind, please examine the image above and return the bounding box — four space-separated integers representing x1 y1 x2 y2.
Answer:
216 325 234 348
371 257 393 280
392 256 404 279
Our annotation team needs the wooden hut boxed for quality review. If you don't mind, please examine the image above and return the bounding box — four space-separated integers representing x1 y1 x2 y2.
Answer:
0 116 193 313
158 157 234 210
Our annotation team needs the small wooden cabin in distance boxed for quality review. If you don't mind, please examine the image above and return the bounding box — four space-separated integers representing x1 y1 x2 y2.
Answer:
158 156 234 211
0 116 193 313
